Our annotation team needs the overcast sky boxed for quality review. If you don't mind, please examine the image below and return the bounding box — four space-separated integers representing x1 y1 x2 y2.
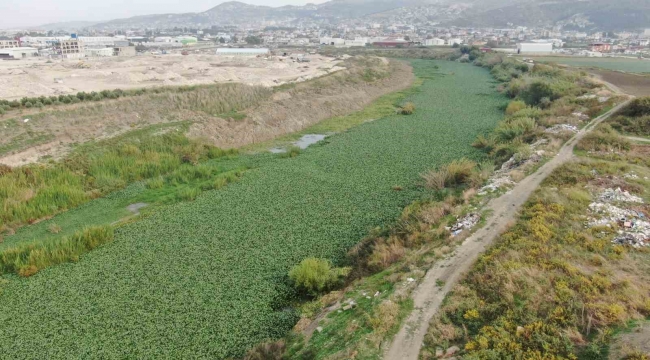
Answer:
1 0 328 29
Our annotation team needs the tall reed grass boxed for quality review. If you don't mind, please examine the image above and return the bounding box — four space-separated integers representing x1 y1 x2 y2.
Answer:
0 132 236 232
0 226 113 277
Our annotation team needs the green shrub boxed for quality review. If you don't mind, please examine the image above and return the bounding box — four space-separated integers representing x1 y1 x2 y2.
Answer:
280 146 302 158
577 124 631 152
289 258 350 296
422 158 478 190
401 102 416 115
24 101 33 108
505 100 526 115
244 340 286 360
494 117 537 142
621 97 650 117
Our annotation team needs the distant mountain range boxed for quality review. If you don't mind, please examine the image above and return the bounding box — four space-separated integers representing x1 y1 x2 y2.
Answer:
34 0 650 31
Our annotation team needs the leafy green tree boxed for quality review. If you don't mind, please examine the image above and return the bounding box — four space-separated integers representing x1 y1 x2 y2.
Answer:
289 258 350 296
245 36 263 45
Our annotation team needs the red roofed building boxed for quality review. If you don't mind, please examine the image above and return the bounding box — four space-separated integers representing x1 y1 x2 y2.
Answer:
589 43 611 53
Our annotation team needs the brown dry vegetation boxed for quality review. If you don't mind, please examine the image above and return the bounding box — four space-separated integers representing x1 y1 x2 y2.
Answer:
0 57 411 166
188 57 414 149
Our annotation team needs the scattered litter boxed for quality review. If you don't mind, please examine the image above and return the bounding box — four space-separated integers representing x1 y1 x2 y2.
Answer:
316 326 323 333
545 124 578 134
587 202 649 248
23 119 29 123
599 188 644 204
578 94 597 100
624 173 639 180
366 296 371 299
572 112 589 121
598 96 610 103
479 176 515 195
450 213 480 236
374 291 380 297
407 277 415 283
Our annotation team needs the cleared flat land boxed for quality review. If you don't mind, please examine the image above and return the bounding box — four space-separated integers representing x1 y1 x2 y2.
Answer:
590 69 650 97
0 60 506 358
526 56 650 74
0 54 343 100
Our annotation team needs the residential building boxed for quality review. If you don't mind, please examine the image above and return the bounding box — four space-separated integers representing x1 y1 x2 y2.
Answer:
114 46 136 57
589 43 611 53
85 48 114 57
58 39 85 59
424 38 445 46
0 40 19 49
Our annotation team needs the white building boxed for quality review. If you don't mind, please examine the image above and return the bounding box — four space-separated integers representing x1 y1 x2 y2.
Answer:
59 39 85 59
319 37 345 46
154 36 173 43
78 36 117 47
448 38 463 46
0 47 39 59
517 42 553 55
424 38 445 46
216 48 269 56
645 29 650 37
344 38 367 47
0 40 20 49
85 48 113 57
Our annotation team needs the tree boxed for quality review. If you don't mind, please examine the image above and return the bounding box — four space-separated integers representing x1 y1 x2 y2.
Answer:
218 37 226 44
245 36 263 45
289 258 350 296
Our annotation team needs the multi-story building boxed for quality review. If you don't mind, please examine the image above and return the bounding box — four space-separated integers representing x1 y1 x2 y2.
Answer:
58 39 85 59
0 40 20 49
589 43 611 53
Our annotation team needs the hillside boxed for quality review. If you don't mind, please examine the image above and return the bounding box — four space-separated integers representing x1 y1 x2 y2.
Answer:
84 0 650 31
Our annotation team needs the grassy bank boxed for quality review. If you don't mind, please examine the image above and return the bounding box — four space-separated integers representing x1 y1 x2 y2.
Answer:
0 123 237 234
0 59 505 359
422 101 650 359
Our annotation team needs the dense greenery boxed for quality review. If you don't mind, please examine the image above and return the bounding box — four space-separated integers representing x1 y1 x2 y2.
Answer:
0 125 237 232
0 60 505 358
289 258 350 296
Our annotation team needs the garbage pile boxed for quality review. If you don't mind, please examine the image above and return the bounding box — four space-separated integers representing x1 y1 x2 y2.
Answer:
448 213 480 237
545 124 579 134
599 187 644 204
587 188 648 247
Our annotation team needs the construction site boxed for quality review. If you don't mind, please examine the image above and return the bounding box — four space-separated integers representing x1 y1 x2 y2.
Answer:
0 53 344 100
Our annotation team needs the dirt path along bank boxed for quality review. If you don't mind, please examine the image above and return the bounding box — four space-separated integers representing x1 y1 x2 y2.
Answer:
385 99 634 360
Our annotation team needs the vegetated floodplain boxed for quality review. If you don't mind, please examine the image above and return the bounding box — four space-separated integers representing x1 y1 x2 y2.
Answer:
529 56 650 74
0 60 507 358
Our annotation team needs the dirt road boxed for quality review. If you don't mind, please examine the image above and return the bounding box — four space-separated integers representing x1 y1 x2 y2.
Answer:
385 99 633 360
626 136 650 143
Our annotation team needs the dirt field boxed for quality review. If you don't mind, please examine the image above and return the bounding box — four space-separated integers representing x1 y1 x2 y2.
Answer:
590 69 650 97
0 57 413 167
0 53 344 100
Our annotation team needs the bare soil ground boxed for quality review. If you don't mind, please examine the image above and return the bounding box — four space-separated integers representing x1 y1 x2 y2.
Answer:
0 54 343 100
385 99 633 360
188 59 414 149
0 58 413 167
609 322 650 359
591 69 650 97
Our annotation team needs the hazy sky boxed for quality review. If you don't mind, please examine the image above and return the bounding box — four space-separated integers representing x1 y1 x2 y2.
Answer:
1 0 328 29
